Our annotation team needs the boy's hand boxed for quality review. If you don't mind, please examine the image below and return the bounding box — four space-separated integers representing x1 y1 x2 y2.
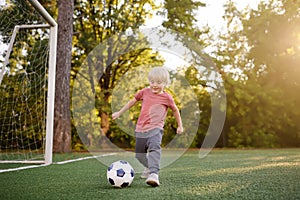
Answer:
176 126 184 134
112 112 120 120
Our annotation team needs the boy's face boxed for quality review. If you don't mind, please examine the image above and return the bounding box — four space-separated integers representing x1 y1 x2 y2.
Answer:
149 79 165 94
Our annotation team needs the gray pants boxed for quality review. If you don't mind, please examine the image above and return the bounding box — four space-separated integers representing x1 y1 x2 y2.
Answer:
135 128 163 175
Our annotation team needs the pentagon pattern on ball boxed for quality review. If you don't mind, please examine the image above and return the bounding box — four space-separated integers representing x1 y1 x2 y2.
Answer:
119 160 128 164
116 168 125 177
130 169 135 177
108 164 113 171
108 178 115 185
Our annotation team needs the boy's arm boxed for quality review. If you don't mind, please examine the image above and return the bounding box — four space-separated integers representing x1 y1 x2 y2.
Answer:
172 105 183 134
112 98 137 120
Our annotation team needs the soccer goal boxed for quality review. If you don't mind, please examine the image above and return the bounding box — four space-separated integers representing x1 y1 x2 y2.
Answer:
0 0 57 164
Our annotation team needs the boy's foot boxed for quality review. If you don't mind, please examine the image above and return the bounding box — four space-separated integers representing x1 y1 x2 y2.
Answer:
146 173 160 187
140 168 150 179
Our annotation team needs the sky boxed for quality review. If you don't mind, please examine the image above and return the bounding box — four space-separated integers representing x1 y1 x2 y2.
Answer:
145 0 264 30
143 0 265 69
196 0 264 30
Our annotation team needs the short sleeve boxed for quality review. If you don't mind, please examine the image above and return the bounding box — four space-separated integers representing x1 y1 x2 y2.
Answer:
134 88 145 101
168 94 176 110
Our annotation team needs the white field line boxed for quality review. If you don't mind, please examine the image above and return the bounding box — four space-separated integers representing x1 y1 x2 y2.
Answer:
0 153 117 173
0 163 50 173
53 153 117 165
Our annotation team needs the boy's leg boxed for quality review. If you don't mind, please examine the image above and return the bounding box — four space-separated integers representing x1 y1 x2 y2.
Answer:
147 130 163 175
135 136 148 168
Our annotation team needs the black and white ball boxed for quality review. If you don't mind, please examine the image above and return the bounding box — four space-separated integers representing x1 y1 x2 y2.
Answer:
107 160 135 188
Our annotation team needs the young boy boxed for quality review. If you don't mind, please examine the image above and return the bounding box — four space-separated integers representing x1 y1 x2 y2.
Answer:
112 67 183 187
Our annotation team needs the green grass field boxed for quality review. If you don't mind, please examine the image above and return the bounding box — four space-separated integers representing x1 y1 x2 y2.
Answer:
0 149 299 200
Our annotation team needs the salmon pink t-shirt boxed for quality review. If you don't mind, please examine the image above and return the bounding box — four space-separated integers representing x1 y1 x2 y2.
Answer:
134 88 176 132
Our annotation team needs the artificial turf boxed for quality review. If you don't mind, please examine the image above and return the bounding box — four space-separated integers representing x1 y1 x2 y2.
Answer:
0 149 299 200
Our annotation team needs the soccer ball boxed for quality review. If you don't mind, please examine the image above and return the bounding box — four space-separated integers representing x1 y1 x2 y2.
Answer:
107 160 135 188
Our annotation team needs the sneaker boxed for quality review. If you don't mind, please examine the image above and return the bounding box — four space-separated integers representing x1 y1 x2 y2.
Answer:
140 168 150 179
146 173 160 187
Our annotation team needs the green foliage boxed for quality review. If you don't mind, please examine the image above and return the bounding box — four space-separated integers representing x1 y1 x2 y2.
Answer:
70 0 163 149
0 1 50 150
2 0 300 150
68 0 300 149
214 0 300 147
70 0 209 149
0 38 48 149
0 0 43 36
162 0 206 41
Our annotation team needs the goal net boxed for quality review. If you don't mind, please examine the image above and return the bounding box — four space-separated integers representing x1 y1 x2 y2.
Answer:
0 0 57 164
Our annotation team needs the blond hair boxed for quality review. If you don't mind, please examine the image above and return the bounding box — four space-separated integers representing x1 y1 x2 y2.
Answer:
148 67 170 86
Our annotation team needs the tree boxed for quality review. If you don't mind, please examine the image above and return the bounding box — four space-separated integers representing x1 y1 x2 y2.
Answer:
71 0 162 148
53 0 74 152
242 0 300 147
212 0 300 147
70 0 210 149
162 0 205 41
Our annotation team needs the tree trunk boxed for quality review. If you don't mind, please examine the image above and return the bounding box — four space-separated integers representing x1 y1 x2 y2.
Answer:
53 0 74 153
98 91 113 149
99 111 112 148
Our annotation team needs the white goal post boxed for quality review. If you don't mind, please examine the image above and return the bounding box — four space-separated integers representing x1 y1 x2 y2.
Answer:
0 0 57 164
